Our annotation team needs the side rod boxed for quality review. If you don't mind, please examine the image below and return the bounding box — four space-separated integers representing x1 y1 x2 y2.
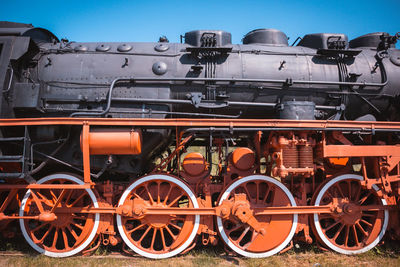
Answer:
50 204 395 216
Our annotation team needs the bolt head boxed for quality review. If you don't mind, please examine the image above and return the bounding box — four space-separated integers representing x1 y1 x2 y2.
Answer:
133 207 142 216
220 207 228 217
122 206 130 216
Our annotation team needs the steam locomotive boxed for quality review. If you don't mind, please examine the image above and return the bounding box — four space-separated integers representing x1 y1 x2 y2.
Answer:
0 21 399 258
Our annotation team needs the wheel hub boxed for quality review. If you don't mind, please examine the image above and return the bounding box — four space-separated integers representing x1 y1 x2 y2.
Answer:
340 203 362 225
52 212 73 228
144 203 171 228
145 214 171 228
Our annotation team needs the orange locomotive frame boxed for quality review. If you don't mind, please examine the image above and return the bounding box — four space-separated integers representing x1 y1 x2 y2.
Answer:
0 117 398 186
0 117 399 257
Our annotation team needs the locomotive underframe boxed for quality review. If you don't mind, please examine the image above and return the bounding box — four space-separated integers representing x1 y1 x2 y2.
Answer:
0 117 400 257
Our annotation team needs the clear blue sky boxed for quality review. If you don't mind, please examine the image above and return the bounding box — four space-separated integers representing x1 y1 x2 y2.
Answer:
1 0 399 45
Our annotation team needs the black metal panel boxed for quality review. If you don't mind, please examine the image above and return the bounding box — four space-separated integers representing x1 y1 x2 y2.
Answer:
13 83 40 109
243 29 288 46
349 32 394 49
184 30 231 47
298 33 348 49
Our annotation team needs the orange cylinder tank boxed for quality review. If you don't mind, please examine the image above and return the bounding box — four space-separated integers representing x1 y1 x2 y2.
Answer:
182 152 206 176
232 147 255 171
81 128 141 155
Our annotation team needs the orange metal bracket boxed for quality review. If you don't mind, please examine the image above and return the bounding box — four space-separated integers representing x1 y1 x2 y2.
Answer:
323 144 400 158
82 122 91 184
0 184 91 189
0 189 18 213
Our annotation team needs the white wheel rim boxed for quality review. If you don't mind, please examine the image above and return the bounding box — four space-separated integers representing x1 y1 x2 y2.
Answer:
19 173 100 258
116 174 200 259
216 175 298 258
313 174 389 254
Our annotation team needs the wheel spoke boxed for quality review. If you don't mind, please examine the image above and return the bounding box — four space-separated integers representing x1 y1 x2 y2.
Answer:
335 184 345 198
256 182 260 204
157 181 161 204
347 181 352 200
358 192 372 205
360 219 373 228
242 185 253 203
36 191 53 206
49 189 58 203
262 185 271 203
145 184 155 205
67 225 79 240
344 225 350 247
127 223 146 234
352 225 360 246
133 192 144 201
160 228 167 251
50 189 66 213
37 226 54 244
31 222 49 233
168 222 182 230
235 226 250 245
52 228 59 249
361 213 376 218
150 228 157 250
61 228 69 249
68 192 86 208
73 222 84 230
29 190 45 213
332 223 345 241
73 215 88 221
64 190 74 206
167 193 184 207
165 225 177 241
137 226 151 243
356 222 368 237
323 220 341 232
354 184 361 201
163 185 175 205
324 191 334 203
319 214 333 220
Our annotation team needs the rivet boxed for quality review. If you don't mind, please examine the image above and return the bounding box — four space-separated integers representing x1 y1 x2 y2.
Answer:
152 61 168 75
154 43 169 52
96 44 111 52
117 44 132 52
74 44 88 52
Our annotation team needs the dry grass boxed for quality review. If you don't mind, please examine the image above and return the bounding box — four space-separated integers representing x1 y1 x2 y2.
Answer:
1 242 400 267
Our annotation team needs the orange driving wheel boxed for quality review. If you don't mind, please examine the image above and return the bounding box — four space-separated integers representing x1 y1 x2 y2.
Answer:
19 173 99 257
311 174 388 254
116 174 200 259
216 175 298 258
